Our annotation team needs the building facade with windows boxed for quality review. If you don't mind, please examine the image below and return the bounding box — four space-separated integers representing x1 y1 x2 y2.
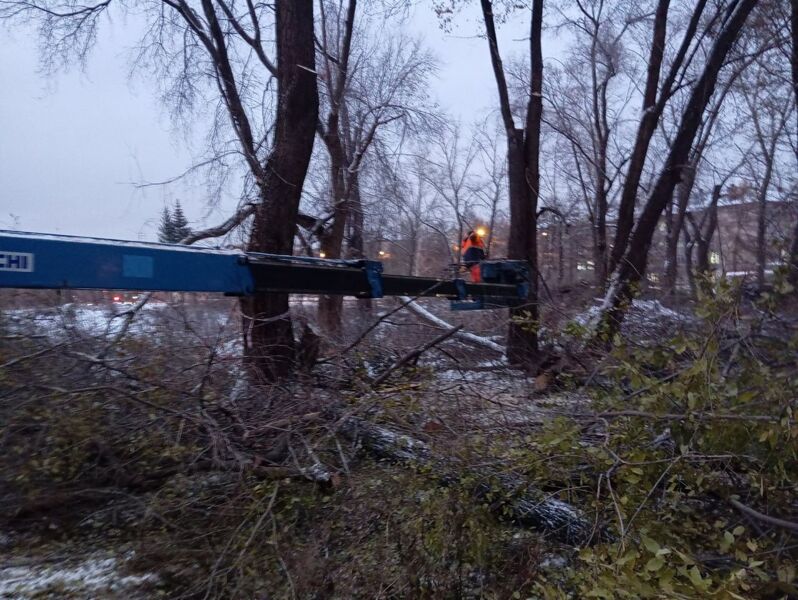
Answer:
536 200 798 289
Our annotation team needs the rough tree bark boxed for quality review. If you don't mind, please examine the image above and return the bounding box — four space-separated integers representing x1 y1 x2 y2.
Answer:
480 0 542 369
242 0 319 381
600 0 759 335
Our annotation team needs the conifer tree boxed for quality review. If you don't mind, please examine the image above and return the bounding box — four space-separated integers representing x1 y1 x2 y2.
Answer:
171 201 191 242
157 206 175 243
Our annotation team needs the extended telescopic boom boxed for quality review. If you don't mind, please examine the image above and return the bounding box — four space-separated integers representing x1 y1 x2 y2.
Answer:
0 231 529 310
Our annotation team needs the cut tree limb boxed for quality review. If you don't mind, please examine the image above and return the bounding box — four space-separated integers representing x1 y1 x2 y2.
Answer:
399 297 506 354
335 414 602 545
570 410 797 425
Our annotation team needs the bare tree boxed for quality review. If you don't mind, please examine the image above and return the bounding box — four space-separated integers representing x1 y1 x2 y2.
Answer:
2 1 319 382
599 0 760 334
242 1 318 380
684 183 721 297
311 4 436 334
420 122 480 251
741 64 794 289
375 150 445 276
661 51 760 293
473 120 508 256
546 0 634 286
608 0 717 275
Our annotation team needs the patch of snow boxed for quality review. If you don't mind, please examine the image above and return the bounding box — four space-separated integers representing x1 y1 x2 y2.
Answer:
0 554 157 598
373 424 429 451
539 555 569 570
725 270 773 277
572 298 688 330
3 303 236 342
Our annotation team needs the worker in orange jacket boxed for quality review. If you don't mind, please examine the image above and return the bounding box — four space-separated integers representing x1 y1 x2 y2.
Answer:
461 229 486 283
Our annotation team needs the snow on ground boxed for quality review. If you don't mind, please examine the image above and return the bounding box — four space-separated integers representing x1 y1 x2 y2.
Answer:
3 302 238 345
427 361 587 429
572 298 689 331
4 303 166 338
0 552 157 599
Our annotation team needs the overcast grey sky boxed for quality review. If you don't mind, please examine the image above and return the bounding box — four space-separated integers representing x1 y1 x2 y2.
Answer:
0 3 538 241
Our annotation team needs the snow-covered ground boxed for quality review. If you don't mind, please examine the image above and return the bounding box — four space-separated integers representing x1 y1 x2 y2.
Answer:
4 302 168 337
3 301 238 343
0 552 157 599
572 298 690 332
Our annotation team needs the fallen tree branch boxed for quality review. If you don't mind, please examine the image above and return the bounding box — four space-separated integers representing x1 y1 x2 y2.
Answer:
335 415 602 545
373 325 463 386
729 498 798 534
399 297 506 354
3 463 298 523
0 341 69 369
101 292 153 356
569 410 797 425
320 283 447 363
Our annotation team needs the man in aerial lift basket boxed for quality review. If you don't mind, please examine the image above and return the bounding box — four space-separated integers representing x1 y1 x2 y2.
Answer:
461 228 486 283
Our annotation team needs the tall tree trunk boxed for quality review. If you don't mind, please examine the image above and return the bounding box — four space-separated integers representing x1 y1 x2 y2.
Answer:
241 0 318 381
610 0 711 275
317 138 349 336
510 0 543 367
595 192 608 286
788 0 798 287
698 191 720 277
590 30 610 287
480 0 542 369
664 167 697 293
755 160 775 289
686 184 721 298
600 0 759 336
349 174 364 259
683 224 697 298
348 175 373 315
608 0 671 274
317 0 358 337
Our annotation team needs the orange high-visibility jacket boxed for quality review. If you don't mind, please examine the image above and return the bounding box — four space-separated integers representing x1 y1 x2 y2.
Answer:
462 233 486 265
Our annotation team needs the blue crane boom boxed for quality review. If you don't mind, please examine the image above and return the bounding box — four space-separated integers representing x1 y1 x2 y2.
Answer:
0 230 528 310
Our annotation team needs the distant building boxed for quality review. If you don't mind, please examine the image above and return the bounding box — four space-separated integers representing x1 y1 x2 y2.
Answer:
536 200 798 288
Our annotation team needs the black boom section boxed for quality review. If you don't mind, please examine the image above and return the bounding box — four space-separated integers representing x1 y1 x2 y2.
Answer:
246 256 520 299
380 275 517 298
